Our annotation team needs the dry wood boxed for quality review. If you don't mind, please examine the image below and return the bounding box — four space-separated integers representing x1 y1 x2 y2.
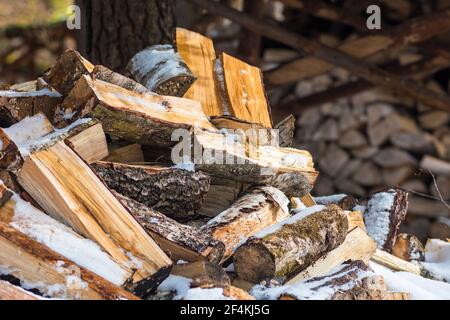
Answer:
234 205 348 283
127 45 196 97
221 286 255 300
287 227 377 284
176 28 222 117
92 65 148 93
0 221 138 300
171 261 230 288
0 280 41 300
364 189 409 251
384 292 410 300
114 192 225 264
347 210 366 232
104 143 145 163
392 233 425 262
43 49 94 96
202 186 290 261
91 161 211 220
300 193 317 207
210 115 266 132
420 155 450 177
275 114 295 148
65 122 109 164
198 181 248 217
371 249 421 275
216 53 272 128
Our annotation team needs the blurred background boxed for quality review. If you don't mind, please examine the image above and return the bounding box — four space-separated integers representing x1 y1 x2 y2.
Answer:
0 0 449 242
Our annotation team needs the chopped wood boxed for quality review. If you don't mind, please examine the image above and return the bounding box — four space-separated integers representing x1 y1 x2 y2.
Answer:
65 122 109 164
347 210 366 232
104 143 145 163
234 205 348 283
210 115 266 132
0 280 41 300
0 221 138 300
201 186 290 261
287 227 377 284
171 261 230 288
371 249 421 275
364 189 409 251
384 292 410 300
176 28 222 117
92 65 148 94
127 45 196 97
391 233 425 262
91 161 211 220
300 193 317 207
113 192 225 264
198 181 247 217
221 285 255 300
43 49 94 96
275 114 295 147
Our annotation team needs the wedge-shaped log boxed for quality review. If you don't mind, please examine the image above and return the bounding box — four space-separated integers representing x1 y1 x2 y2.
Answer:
43 49 94 96
0 89 62 125
103 143 144 163
70 75 216 147
287 227 377 284
114 192 225 264
364 188 408 251
189 129 317 196
0 187 133 287
215 53 272 128
0 221 138 300
0 280 42 300
234 205 348 283
201 186 290 261
127 45 196 97
91 161 210 220
371 249 421 275
15 120 172 296
176 28 222 117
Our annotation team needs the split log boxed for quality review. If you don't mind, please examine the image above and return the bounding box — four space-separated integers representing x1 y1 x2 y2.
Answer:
92 65 148 93
43 49 94 96
201 186 290 261
171 261 230 288
215 53 273 128
347 210 366 232
198 181 247 217
0 187 133 286
234 205 348 283
210 115 266 132
114 192 225 264
0 221 138 300
175 28 222 116
275 114 295 147
391 233 425 262
371 249 421 274
0 280 41 300
127 45 196 97
104 143 144 163
364 189 409 251
191 128 317 196
287 227 376 284
91 161 211 220
82 75 217 147
14 120 172 296
0 89 62 125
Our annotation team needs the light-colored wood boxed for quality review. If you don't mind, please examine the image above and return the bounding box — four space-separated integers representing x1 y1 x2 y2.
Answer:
300 193 316 207
219 53 272 128
176 28 222 117
287 227 377 284
0 221 138 300
347 210 366 232
0 280 41 300
65 122 108 164
17 140 172 282
104 143 145 163
371 249 421 275
384 292 410 300
222 286 255 300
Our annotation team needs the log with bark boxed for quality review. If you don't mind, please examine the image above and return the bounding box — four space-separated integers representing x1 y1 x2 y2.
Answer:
201 186 290 261
391 233 425 262
127 45 196 97
92 65 148 94
234 204 348 283
363 189 409 251
91 161 210 220
114 192 225 264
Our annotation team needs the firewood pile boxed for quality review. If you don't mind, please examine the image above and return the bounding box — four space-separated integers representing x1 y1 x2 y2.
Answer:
0 27 449 301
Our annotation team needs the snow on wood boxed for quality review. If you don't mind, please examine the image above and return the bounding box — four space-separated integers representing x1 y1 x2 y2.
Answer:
420 239 450 282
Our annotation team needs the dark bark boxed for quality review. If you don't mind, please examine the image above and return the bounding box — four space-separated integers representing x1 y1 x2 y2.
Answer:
77 0 175 73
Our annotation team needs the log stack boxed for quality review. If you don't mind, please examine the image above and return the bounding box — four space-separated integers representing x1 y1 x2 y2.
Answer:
0 27 447 300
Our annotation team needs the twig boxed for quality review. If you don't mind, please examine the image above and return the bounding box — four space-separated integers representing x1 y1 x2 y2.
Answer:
427 169 450 210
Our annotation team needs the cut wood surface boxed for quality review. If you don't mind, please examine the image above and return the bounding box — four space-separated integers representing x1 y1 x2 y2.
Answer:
371 249 421 275
202 186 290 261
275 114 295 148
43 49 94 95
103 143 144 163
127 45 196 97
287 227 377 284
176 28 222 117
91 161 211 220
217 53 272 128
347 210 366 232
234 204 348 283
0 280 41 300
65 122 108 164
0 221 138 300
114 192 225 264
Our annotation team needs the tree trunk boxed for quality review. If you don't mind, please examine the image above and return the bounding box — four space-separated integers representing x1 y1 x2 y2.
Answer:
77 0 175 73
